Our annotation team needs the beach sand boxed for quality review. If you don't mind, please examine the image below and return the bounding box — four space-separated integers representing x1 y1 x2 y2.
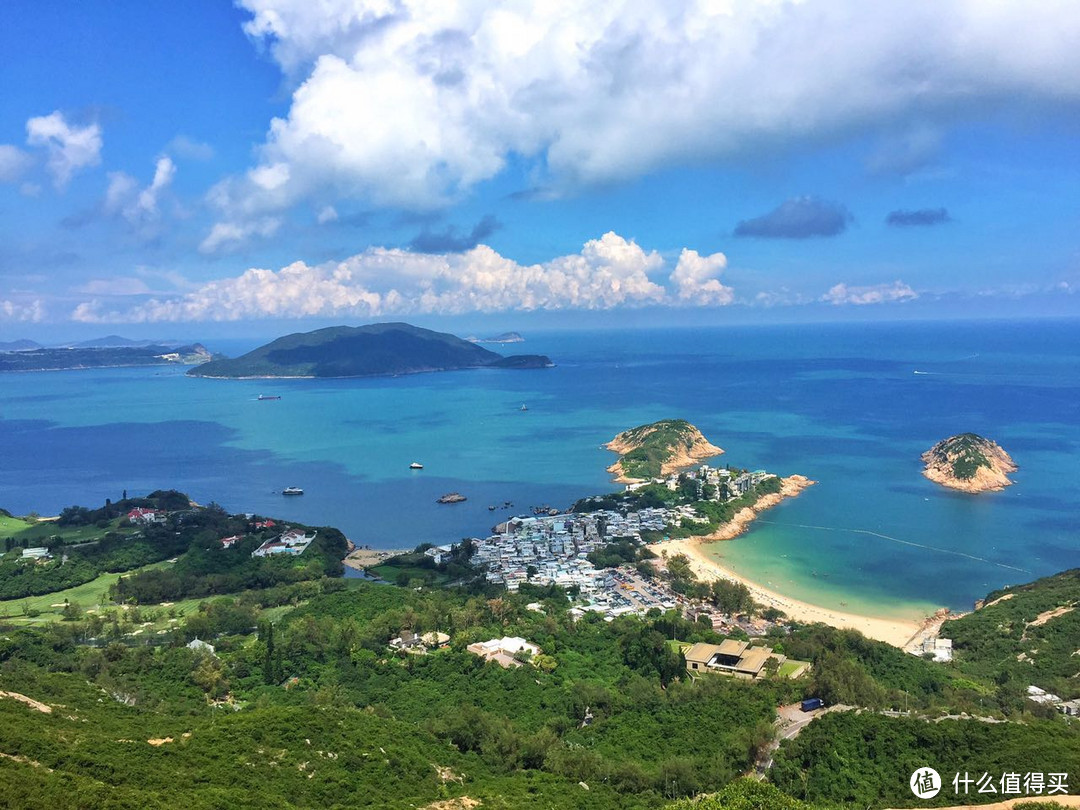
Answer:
343 547 411 570
649 536 929 647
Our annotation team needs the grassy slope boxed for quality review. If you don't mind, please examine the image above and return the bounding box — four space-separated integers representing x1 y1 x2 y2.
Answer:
0 561 177 625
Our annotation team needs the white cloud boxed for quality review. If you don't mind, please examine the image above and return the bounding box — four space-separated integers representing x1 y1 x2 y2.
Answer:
317 205 339 224
203 0 1080 241
71 232 710 323
0 299 45 323
103 156 176 237
73 277 155 297
670 249 733 305
822 281 918 305
25 111 103 189
0 145 33 183
199 217 283 253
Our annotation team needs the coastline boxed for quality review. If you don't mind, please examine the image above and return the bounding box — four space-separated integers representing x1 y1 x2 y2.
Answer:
645 475 936 647
651 536 930 647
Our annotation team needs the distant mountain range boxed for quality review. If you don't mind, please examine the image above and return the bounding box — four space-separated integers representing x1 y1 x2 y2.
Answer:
0 343 212 373
189 322 553 379
0 335 189 352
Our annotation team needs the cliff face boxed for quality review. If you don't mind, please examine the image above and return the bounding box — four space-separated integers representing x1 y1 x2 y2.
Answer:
921 433 1017 493
605 419 723 482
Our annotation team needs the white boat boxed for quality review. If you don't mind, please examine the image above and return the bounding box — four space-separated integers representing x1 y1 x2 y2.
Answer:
409 462 424 469
520 403 528 411
282 486 304 496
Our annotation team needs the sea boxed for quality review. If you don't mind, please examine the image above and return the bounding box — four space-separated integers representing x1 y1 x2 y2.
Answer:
1 318 1077 620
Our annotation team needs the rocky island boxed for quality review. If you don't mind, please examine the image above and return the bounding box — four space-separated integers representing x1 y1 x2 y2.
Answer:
606 419 724 482
921 433 1017 493
188 322 552 379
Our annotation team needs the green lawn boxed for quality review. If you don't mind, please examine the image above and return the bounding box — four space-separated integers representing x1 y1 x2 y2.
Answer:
0 514 33 535
778 659 810 678
1 516 137 546
0 560 176 625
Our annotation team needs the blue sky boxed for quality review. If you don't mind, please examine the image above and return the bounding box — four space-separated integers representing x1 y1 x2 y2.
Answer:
1 0 1079 339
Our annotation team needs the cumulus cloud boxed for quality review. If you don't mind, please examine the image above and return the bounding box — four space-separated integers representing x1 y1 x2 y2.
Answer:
72 232 744 323
821 281 918 305
409 214 501 253
199 0 1080 243
866 126 943 176
25 111 102 189
0 299 45 323
0 145 33 183
104 156 176 234
886 207 951 227
669 249 733 305
735 197 852 239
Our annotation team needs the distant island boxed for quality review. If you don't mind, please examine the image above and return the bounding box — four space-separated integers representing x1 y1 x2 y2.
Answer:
921 433 1017 493
0 343 211 373
606 419 724 482
467 331 524 344
189 322 552 379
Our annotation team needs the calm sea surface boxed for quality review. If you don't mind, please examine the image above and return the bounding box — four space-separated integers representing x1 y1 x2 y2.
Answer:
1 319 1077 618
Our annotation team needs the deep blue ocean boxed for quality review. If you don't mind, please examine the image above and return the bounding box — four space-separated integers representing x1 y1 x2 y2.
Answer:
1 319 1077 618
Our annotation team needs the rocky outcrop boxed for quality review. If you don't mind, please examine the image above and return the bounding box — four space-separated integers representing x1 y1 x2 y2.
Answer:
922 433 1017 493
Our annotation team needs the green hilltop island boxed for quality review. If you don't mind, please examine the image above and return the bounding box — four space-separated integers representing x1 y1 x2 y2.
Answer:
188 322 552 379
921 432 1018 493
605 419 725 482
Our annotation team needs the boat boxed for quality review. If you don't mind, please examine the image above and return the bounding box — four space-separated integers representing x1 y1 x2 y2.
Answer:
282 486 304 496
258 394 281 400
409 462 424 470
520 404 528 411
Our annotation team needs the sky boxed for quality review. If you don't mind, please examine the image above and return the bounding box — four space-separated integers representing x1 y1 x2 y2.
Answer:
1 0 1079 340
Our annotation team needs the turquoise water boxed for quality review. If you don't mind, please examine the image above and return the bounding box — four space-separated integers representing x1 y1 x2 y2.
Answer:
0 319 1076 616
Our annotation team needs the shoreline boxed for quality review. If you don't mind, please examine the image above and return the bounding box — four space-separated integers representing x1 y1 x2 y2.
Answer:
651 536 932 647
645 476 938 647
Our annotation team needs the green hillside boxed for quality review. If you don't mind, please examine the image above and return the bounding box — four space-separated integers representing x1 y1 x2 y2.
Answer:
189 322 552 378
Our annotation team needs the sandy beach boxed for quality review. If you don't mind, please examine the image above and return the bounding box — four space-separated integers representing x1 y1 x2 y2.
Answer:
343 547 411 571
649 536 930 646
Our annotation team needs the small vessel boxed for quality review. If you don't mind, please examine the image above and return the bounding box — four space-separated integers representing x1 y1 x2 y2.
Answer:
258 394 281 400
409 462 424 470
520 404 528 411
282 486 304 496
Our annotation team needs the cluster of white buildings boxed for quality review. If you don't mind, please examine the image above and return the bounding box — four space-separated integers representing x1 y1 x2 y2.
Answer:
1027 685 1080 717
251 528 317 558
466 636 542 668
626 465 775 499
470 508 670 594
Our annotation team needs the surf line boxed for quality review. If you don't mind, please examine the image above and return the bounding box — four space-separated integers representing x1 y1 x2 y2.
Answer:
756 520 1031 574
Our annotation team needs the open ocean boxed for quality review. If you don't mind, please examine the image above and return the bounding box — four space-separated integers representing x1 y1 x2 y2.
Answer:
1 318 1077 619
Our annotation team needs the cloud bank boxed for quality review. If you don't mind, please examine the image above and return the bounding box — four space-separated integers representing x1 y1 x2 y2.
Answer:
200 0 1080 246
72 233 736 323
822 281 917 305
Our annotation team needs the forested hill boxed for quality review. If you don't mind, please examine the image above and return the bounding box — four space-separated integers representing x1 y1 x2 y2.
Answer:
188 322 553 378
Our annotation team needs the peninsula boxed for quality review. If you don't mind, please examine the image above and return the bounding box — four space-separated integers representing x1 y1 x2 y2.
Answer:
606 419 723 482
188 322 552 379
921 433 1017 493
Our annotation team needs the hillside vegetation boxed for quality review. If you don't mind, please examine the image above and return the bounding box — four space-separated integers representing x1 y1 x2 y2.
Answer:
922 433 1017 492
607 420 724 481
